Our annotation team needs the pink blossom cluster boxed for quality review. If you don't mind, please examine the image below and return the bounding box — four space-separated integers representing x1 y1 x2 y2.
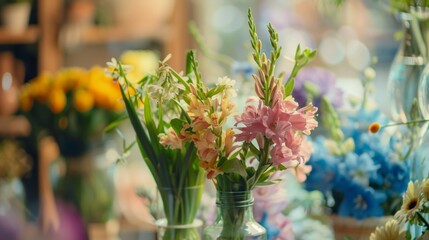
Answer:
235 95 318 168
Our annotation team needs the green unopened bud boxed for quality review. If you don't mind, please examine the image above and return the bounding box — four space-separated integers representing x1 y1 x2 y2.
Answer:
261 53 267 63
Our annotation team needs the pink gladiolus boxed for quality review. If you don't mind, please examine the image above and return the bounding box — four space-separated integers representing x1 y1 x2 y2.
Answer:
298 103 318 135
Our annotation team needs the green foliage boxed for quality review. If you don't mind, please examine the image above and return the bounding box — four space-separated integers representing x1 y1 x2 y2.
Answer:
114 53 205 228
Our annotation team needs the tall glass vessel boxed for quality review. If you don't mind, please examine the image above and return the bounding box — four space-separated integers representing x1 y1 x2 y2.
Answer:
203 191 266 240
387 12 429 123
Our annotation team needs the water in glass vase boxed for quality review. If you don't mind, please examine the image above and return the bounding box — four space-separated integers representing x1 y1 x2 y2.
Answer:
203 191 266 240
387 12 429 122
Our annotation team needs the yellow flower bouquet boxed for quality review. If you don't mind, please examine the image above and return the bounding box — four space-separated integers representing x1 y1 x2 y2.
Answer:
20 66 123 157
19 66 124 224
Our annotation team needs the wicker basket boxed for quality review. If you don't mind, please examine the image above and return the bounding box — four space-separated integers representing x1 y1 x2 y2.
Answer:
331 215 391 240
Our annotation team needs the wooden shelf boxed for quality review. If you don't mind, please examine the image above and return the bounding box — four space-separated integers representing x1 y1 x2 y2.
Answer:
80 25 169 44
0 26 39 44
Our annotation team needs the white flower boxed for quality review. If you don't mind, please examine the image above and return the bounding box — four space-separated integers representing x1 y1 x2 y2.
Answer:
146 85 165 101
216 76 237 98
105 57 133 81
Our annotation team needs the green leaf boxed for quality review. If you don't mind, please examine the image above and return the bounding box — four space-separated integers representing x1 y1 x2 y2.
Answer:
277 164 287 170
248 142 260 156
206 86 224 98
246 167 256 187
255 179 282 187
124 141 136 152
217 156 228 168
284 78 295 96
170 118 186 134
104 114 128 133
143 95 161 153
219 159 248 178
186 51 193 75
172 99 191 123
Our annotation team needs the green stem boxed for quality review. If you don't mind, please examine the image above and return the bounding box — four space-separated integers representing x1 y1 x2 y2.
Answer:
251 139 271 189
380 119 429 130
417 211 429 228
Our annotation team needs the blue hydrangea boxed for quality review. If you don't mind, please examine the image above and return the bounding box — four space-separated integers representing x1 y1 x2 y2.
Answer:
305 107 409 219
337 183 386 220
305 136 339 195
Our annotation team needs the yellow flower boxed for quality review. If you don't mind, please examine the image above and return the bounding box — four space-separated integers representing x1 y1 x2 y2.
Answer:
369 219 405 240
120 50 158 84
19 87 33 112
29 73 51 102
54 67 87 90
73 89 94 112
48 88 67 114
394 180 422 224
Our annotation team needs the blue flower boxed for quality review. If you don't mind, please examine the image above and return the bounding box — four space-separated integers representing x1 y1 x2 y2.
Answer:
338 183 386 220
384 161 409 196
259 212 280 240
336 152 379 188
305 137 339 194
306 106 409 219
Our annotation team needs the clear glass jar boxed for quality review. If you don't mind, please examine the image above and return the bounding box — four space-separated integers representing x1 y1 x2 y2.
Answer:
155 184 204 240
387 12 429 123
203 191 266 240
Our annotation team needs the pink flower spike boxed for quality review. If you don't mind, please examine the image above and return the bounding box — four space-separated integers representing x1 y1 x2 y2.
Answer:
298 103 318 135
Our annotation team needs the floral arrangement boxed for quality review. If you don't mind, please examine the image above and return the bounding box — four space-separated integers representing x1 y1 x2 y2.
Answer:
107 53 206 239
111 9 318 239
157 9 318 238
19 66 123 157
304 66 409 220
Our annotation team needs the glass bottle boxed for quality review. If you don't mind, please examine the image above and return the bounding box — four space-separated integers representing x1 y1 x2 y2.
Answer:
155 185 204 240
387 12 429 123
203 191 266 240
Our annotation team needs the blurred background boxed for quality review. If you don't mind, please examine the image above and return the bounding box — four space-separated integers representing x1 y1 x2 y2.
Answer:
0 0 402 239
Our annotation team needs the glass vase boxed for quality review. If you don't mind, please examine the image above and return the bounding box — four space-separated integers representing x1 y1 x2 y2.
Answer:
203 191 266 240
54 144 116 224
387 12 429 123
155 184 204 240
0 179 25 240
